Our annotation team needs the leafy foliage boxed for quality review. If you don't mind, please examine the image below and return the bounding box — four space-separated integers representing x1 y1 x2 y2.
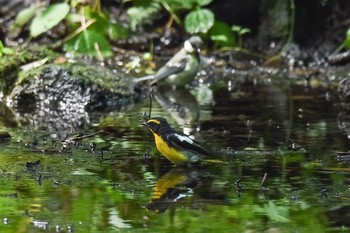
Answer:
11 1 130 59
209 20 235 47
127 0 161 31
231 25 251 48
30 3 70 37
127 0 216 35
63 6 129 59
108 23 130 40
11 0 251 57
185 8 214 34
64 30 112 58
126 0 248 48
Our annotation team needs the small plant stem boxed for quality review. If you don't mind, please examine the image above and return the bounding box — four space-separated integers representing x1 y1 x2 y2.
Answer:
62 18 96 44
265 0 295 65
161 2 182 27
259 173 268 189
332 40 346 55
94 42 104 61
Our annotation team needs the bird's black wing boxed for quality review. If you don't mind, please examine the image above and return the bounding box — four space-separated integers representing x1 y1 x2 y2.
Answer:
150 57 188 85
165 133 210 156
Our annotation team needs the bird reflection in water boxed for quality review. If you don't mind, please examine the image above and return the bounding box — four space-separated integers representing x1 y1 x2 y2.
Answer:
146 167 227 213
153 85 213 135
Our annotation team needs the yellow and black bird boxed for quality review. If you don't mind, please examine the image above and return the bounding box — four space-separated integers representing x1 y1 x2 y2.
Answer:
145 117 211 164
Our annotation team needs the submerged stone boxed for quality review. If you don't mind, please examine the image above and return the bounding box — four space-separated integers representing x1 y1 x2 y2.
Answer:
0 131 11 142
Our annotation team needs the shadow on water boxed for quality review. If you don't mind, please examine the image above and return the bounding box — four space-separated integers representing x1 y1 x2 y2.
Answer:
1 72 350 232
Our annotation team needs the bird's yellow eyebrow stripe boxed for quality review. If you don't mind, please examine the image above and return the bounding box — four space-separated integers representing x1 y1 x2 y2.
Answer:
147 119 160 125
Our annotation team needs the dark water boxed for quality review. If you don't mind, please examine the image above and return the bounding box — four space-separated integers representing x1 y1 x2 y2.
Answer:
1 72 350 233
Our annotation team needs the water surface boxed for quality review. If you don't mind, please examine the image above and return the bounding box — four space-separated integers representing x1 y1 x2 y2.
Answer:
1 72 350 233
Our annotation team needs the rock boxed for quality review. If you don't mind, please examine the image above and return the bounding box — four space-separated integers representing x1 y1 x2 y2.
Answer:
6 63 136 133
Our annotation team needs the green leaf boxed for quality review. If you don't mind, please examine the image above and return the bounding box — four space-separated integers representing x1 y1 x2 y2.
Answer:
13 6 37 28
231 25 242 32
83 8 109 34
9 5 38 38
164 0 193 10
194 0 213 6
210 21 235 47
0 41 14 56
162 0 212 10
185 8 214 34
240 28 251 35
255 201 290 223
1 47 14 55
108 23 130 40
345 27 350 49
30 2 70 37
64 30 112 58
232 25 251 35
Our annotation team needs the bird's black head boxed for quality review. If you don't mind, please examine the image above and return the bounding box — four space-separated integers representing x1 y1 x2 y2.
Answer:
145 117 170 134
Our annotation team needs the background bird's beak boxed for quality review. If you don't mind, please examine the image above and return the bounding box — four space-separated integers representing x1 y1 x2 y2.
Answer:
142 112 150 123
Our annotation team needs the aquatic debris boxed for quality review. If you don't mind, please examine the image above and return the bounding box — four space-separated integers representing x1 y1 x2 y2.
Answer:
319 189 328 198
143 149 150 159
32 220 49 230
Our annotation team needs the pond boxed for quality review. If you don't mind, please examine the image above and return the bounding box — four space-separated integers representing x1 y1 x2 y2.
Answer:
0 69 350 233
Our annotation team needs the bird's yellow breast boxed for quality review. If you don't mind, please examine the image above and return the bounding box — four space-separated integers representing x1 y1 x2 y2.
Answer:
151 131 189 164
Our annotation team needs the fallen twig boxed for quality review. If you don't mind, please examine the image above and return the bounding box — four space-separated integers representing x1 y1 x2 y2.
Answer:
68 130 105 141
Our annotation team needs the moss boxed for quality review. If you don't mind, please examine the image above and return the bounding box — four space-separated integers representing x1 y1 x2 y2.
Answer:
0 46 56 95
2 45 135 100
16 46 56 64
0 57 18 95
61 62 135 95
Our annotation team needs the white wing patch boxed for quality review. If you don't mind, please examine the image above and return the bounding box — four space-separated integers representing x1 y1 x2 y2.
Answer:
176 134 194 144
